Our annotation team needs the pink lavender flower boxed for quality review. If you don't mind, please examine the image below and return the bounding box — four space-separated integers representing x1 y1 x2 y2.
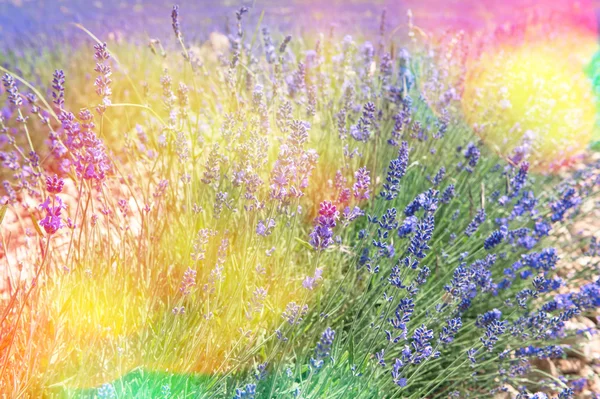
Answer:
117 199 130 216
58 109 111 182
45 174 64 194
39 197 65 235
179 267 197 295
309 201 339 251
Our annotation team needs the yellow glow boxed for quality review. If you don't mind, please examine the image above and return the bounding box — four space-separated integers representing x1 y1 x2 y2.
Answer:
463 35 597 170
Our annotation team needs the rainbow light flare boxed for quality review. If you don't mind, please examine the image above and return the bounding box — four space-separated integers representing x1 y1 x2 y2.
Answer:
462 8 599 171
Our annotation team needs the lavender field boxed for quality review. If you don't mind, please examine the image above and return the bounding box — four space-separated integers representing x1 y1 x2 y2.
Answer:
1 1 600 398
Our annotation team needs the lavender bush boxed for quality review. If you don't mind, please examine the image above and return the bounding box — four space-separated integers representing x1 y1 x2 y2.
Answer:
0 4 599 399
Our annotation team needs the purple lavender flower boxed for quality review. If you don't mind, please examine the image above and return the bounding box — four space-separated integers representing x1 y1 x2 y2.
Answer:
441 184 455 204
279 35 292 53
342 206 364 226
2 73 22 107
256 218 276 236
411 324 439 364
391 358 408 387
398 215 418 238
93 42 110 61
247 287 267 318
465 208 486 237
408 213 434 259
353 167 371 201
179 267 197 295
373 207 398 248
432 166 445 187
45 174 64 194
282 301 308 325
303 268 323 290
171 5 181 39
438 317 462 345
550 186 581 222
350 102 376 142
202 144 221 185
480 319 506 351
93 43 112 111
462 142 480 172
96 383 116 399
39 196 65 235
233 384 256 399
262 27 276 63
558 388 574 399
484 226 508 250
475 309 502 328
51 70 65 109
509 162 529 198
521 248 558 272
381 141 409 200
311 327 335 369
309 201 338 250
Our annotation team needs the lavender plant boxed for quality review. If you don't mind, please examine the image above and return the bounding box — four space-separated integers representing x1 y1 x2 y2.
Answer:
0 4 599 399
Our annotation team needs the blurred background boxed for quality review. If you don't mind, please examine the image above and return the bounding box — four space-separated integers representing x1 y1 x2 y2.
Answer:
0 0 598 46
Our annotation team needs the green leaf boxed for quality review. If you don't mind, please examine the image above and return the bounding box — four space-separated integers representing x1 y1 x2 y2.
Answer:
348 333 355 365
30 213 45 237
0 204 7 226
294 237 313 250
590 140 600 152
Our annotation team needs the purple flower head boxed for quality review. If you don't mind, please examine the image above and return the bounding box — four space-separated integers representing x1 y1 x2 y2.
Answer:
398 215 418 238
441 184 455 204
439 317 462 344
234 383 256 399
558 388 574 399
256 218 276 236
391 358 408 387
350 102 376 142
51 70 65 109
311 327 335 369
462 142 480 171
465 208 486 237
407 213 435 259
404 189 438 217
432 166 445 186
342 206 364 226
279 35 292 53
2 73 22 107
509 162 529 198
46 174 64 194
484 226 508 250
353 167 371 200
475 309 502 328
171 5 181 38
309 202 338 247
93 43 110 61
550 186 581 222
381 141 409 200
282 301 308 325
39 196 65 235
179 267 197 295
411 324 439 364
303 268 323 290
